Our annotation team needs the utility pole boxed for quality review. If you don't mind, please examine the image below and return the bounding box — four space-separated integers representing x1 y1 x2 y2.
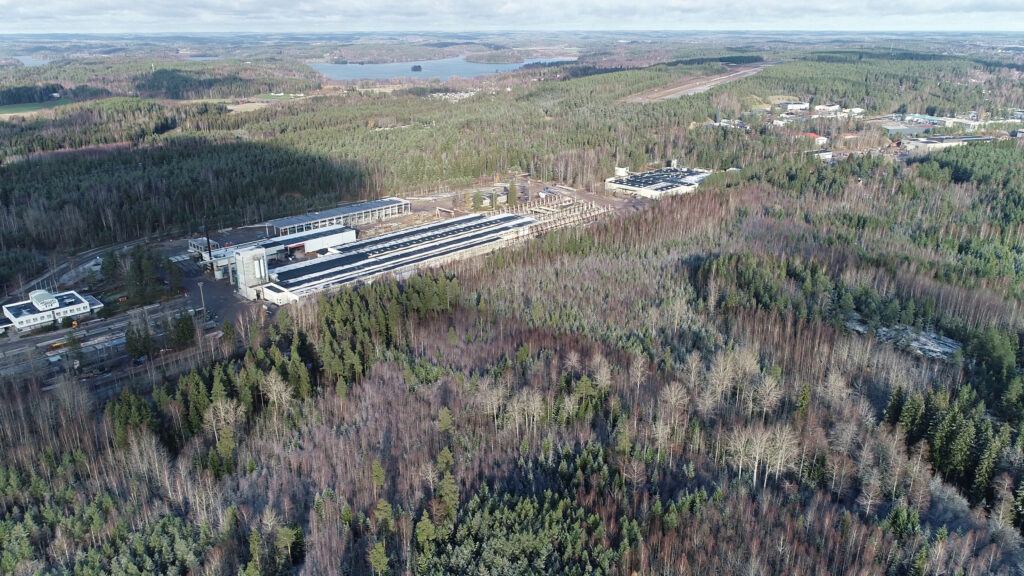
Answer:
197 281 207 324
205 226 214 272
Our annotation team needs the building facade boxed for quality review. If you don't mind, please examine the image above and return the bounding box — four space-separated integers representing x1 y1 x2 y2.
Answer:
2 290 102 331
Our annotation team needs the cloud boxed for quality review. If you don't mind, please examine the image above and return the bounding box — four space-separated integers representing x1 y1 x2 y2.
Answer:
0 0 1022 32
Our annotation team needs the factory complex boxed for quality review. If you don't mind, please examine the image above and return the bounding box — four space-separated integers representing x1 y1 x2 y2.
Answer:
605 166 713 198
186 195 606 304
191 223 358 282
252 213 537 304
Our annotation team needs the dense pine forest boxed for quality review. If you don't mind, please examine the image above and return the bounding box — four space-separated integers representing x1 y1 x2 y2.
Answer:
3 34 1024 575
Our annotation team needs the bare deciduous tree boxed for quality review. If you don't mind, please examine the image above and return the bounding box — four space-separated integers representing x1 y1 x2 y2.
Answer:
591 352 612 395
857 471 882 517
756 374 782 423
205 397 243 444
262 370 292 433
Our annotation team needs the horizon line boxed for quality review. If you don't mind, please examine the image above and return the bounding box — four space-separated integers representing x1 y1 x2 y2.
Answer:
2 29 1024 36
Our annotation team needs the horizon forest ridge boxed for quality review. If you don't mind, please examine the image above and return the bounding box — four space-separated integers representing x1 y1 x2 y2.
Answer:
3 27 1024 576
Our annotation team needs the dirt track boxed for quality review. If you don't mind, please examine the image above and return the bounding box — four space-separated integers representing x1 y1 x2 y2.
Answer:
622 63 773 104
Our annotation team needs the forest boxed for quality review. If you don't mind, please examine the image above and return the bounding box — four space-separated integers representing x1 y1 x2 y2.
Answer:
0 58 322 101
3 35 1024 575
2 44 1020 257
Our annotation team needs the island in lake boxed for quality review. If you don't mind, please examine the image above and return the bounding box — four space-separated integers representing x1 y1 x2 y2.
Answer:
411 64 422 71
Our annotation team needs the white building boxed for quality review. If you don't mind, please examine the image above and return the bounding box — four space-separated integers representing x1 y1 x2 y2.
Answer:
780 102 810 112
802 133 829 147
605 167 713 198
2 290 103 332
815 104 842 114
234 248 271 301
196 224 357 283
902 136 995 154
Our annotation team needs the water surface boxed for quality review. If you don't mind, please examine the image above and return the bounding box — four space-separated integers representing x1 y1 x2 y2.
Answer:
13 56 49 66
312 56 575 81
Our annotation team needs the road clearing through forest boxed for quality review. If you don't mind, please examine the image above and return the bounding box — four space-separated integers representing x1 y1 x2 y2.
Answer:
622 62 777 103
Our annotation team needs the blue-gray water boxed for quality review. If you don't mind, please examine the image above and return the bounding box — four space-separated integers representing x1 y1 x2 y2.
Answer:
14 55 49 66
311 56 575 81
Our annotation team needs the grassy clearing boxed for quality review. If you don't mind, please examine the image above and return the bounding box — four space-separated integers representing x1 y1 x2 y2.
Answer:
0 99 72 119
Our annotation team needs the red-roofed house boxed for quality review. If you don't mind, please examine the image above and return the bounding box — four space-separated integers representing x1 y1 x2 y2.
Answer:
802 132 829 146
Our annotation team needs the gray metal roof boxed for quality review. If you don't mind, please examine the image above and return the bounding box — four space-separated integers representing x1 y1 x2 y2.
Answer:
266 198 409 229
271 214 536 294
610 168 710 191
83 294 105 310
259 224 353 250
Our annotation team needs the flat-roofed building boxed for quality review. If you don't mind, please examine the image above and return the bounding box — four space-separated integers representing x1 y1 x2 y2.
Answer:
604 167 713 198
2 290 103 331
265 198 411 237
903 136 995 153
779 101 810 112
195 224 357 282
251 213 537 304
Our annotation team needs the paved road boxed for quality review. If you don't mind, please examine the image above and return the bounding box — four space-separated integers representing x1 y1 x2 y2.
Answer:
2 238 148 308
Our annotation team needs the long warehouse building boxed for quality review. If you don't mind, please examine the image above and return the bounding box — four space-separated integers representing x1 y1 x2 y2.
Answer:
265 197 411 237
245 213 536 304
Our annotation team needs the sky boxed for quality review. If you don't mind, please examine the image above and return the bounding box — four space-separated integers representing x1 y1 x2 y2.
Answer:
0 0 1023 33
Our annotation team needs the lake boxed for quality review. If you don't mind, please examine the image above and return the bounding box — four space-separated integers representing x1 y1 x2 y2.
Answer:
311 56 576 82
13 55 49 66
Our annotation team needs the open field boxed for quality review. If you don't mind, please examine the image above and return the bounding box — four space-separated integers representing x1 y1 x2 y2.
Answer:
621 63 776 103
226 101 268 113
0 99 71 119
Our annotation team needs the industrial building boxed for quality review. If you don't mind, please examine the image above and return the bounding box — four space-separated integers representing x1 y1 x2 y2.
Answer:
244 213 537 304
902 136 995 154
779 102 810 112
2 290 104 332
194 223 357 284
605 167 713 198
806 149 833 162
265 197 410 237
179 195 607 305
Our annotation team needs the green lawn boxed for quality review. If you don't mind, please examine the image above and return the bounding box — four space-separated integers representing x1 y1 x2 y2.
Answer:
0 99 72 115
